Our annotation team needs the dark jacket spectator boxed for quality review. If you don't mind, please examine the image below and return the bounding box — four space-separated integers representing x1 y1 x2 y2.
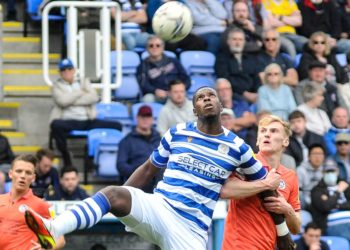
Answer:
286 130 326 166
215 52 261 96
0 134 14 169
136 55 191 95
297 0 342 39
32 167 60 198
45 184 89 201
117 106 161 193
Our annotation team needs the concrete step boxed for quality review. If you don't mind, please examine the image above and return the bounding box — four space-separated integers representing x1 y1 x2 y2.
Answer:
0 119 17 130
2 21 23 34
2 131 27 145
2 68 59 84
3 85 51 97
0 102 20 118
2 53 61 64
11 145 42 154
2 36 42 53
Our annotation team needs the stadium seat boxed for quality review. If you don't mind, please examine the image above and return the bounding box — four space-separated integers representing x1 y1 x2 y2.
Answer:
141 50 177 60
111 50 141 76
4 181 12 193
187 75 215 99
85 129 124 182
131 102 163 125
114 76 141 102
24 0 65 37
321 236 350 250
301 210 313 230
180 50 216 76
336 53 347 67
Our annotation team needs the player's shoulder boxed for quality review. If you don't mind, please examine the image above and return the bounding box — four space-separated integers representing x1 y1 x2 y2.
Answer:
279 165 298 182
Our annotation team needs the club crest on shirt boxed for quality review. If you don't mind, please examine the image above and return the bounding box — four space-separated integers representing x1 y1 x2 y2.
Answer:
279 180 286 190
18 204 28 213
187 136 193 143
218 144 229 154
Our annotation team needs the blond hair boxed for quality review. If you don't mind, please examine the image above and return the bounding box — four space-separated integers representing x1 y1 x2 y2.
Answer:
258 115 292 137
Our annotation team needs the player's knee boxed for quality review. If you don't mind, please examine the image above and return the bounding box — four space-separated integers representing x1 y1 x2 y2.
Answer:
101 186 131 217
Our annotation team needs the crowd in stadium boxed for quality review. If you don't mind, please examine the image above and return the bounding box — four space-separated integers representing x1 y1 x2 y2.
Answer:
1 0 350 249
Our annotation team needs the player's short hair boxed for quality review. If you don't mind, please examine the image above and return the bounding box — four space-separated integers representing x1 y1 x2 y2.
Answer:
192 86 217 105
36 148 55 161
258 115 292 137
11 154 38 169
288 110 305 121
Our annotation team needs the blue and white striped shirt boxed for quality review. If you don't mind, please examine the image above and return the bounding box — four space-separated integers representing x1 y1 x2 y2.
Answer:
150 122 267 238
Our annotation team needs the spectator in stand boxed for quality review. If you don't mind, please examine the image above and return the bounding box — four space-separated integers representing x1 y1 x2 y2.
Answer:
117 105 161 193
5 0 17 21
327 133 350 183
257 28 299 87
157 80 196 136
285 110 326 166
136 36 191 103
0 133 15 175
112 0 151 51
221 1 263 53
215 78 256 139
294 61 341 118
297 144 326 210
310 160 350 240
50 59 122 166
257 63 297 120
0 154 65 249
215 28 262 104
220 108 236 131
297 31 348 84
145 0 207 52
294 222 330 250
0 171 6 194
45 166 89 201
298 0 350 54
297 81 332 136
31 148 60 198
185 0 228 54
324 107 350 156
260 0 307 58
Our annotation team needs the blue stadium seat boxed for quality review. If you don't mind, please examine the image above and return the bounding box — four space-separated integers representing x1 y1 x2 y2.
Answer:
24 0 65 37
187 75 215 99
111 50 141 76
180 50 216 76
336 53 347 67
114 76 141 102
131 102 163 125
4 181 12 193
301 210 312 231
321 236 350 250
85 129 124 180
141 50 177 60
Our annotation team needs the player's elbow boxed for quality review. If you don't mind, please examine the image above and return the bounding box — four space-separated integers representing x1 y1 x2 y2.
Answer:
220 185 240 199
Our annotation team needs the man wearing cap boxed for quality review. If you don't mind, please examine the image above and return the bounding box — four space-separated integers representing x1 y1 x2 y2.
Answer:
117 105 161 193
294 61 340 118
310 160 350 239
327 133 350 183
50 58 122 166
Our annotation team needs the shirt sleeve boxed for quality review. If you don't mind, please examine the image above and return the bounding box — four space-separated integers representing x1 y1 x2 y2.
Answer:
150 127 173 168
288 171 301 211
239 143 268 181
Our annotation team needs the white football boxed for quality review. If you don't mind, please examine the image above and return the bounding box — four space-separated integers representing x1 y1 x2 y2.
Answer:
152 1 193 43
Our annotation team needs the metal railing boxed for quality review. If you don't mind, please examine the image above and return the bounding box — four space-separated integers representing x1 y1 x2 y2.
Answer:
41 1 122 103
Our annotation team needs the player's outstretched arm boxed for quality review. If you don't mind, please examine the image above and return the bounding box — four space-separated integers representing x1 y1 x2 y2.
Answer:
124 159 160 189
220 169 281 199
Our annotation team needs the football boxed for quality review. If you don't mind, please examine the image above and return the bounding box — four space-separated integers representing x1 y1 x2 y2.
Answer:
152 1 193 43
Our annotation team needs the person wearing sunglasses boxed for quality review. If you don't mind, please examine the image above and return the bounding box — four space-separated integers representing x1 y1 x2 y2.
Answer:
297 31 349 84
136 35 191 103
257 29 299 87
327 133 350 183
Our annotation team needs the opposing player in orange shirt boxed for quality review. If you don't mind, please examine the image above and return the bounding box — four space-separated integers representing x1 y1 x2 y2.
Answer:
0 154 65 250
221 115 301 249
